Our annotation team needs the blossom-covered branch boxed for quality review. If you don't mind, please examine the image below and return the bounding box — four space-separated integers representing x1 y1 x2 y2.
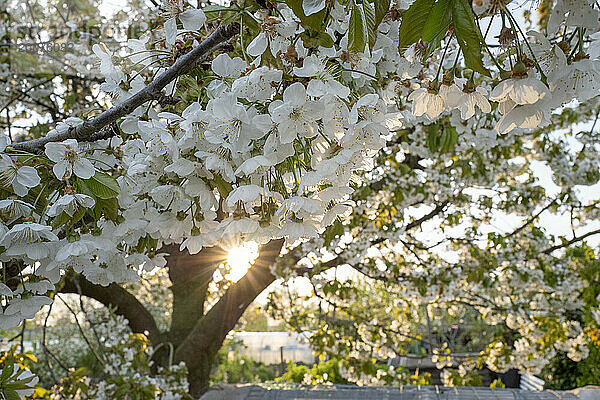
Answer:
11 23 240 154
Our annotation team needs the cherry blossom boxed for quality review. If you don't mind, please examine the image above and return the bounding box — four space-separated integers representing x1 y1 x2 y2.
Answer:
0 155 40 196
270 82 322 144
45 139 95 180
2 0 600 385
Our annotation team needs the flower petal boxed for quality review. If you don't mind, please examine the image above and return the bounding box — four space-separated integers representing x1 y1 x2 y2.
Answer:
302 0 326 16
164 17 178 46
179 8 206 31
16 166 40 188
53 161 70 180
247 33 268 57
73 158 95 179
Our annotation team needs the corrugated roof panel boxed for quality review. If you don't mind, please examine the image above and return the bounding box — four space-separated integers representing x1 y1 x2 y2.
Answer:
200 384 600 400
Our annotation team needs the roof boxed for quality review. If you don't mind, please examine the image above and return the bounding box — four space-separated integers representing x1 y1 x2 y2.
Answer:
199 384 600 400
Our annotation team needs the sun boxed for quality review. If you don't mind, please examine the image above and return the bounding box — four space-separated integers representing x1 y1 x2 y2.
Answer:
225 242 259 282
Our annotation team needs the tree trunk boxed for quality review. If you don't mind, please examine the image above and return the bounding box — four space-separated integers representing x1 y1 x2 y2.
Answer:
58 239 285 398
176 239 285 398
165 245 227 348
186 348 217 397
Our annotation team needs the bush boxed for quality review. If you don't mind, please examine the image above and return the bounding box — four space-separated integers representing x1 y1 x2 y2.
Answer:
276 360 349 384
542 343 600 390
28 309 191 400
211 340 276 384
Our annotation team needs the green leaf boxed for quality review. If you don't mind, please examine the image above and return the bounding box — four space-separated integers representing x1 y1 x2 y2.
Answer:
374 0 391 26
52 206 86 230
1 362 15 382
348 1 367 52
85 171 120 200
397 0 436 48
425 123 441 152
2 389 21 400
363 0 377 48
70 206 87 227
213 174 233 198
72 367 91 379
52 211 70 230
439 125 458 153
317 32 335 48
91 197 120 222
323 220 344 247
452 0 490 76
22 184 49 217
422 0 452 42
5 377 35 389
74 178 94 197
285 0 328 32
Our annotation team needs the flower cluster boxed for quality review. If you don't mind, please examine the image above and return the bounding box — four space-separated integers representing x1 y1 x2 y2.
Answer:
39 309 191 400
1 0 600 382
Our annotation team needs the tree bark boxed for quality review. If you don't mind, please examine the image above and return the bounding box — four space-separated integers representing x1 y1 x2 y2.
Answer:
165 245 227 347
11 23 240 153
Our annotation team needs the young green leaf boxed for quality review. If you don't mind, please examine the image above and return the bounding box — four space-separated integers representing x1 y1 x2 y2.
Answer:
3 389 21 400
363 0 377 48
374 0 391 26
349 1 367 52
317 32 335 48
285 0 328 32
398 0 436 48
213 174 233 198
452 0 491 76
422 0 452 42
1 362 15 382
85 171 120 200
91 197 120 222
52 206 86 230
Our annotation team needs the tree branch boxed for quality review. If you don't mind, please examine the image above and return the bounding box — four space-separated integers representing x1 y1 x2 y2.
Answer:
294 200 450 276
505 198 558 239
543 228 600 254
11 23 240 153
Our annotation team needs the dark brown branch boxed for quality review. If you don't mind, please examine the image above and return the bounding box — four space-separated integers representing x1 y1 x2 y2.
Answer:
295 200 451 276
505 198 558 239
405 200 450 231
12 23 240 153
543 228 600 254
60 275 162 346
42 298 64 385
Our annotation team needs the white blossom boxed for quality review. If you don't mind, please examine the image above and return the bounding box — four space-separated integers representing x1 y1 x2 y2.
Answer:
45 139 95 180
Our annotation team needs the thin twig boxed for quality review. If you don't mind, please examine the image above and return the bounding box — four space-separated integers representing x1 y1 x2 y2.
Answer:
543 228 600 254
75 278 105 353
57 294 106 366
19 320 25 353
42 298 62 386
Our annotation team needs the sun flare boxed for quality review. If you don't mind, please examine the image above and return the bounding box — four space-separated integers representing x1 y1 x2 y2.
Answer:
225 242 259 282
